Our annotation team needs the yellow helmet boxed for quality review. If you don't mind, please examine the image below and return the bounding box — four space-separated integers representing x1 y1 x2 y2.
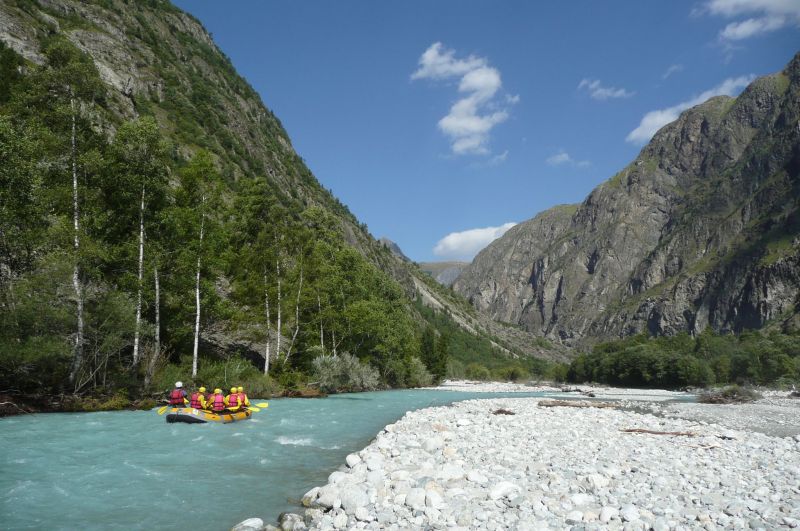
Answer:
198 387 206 393
237 386 244 392
230 387 237 393
214 388 222 394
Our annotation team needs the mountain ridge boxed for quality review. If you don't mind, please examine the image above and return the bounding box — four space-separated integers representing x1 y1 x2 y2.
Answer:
454 55 800 346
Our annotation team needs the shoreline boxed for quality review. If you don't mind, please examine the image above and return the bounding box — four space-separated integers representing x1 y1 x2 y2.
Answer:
236 381 800 531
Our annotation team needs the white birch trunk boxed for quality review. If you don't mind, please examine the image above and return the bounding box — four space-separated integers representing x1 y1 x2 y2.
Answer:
284 266 303 365
132 184 145 366
332 329 337 357
318 293 324 352
144 264 161 387
264 271 270 375
154 264 160 360
69 96 84 384
276 259 281 363
191 194 205 378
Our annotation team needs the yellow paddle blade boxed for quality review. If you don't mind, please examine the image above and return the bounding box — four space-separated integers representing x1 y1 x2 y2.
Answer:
157 405 169 415
248 406 260 412
255 402 269 408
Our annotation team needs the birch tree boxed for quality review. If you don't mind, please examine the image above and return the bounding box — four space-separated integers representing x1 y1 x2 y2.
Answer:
173 151 221 379
7 37 104 386
109 117 168 367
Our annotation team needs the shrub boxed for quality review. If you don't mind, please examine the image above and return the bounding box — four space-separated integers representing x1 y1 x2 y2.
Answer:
465 363 491 381
445 358 466 380
404 357 433 388
311 353 381 393
699 385 762 404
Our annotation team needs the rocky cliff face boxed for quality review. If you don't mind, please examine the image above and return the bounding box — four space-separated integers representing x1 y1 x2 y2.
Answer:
454 55 800 345
418 261 469 287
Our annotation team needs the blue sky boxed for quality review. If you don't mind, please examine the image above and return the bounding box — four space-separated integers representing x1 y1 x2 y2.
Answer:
174 0 798 262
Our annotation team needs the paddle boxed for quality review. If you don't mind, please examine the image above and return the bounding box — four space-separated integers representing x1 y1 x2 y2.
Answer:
157 405 169 415
247 406 261 412
255 402 269 408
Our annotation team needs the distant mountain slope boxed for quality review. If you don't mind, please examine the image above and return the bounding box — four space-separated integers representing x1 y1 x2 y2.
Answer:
378 237 410 262
419 261 469 287
454 54 800 345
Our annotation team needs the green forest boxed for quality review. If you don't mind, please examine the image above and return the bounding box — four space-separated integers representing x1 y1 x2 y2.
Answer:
567 330 800 389
1 36 534 408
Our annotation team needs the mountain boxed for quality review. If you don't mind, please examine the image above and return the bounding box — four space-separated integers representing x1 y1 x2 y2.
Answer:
454 54 800 346
378 237 410 262
419 261 469 287
0 0 567 402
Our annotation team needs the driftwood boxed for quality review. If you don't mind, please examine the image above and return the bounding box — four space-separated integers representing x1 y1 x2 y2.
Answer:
538 400 617 409
493 408 516 415
622 428 696 437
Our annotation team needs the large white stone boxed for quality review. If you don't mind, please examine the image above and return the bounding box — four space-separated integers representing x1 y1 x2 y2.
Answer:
488 481 520 500
354 506 372 522
437 464 465 481
345 453 361 468
314 486 340 509
426 489 444 509
405 487 426 510
423 436 444 453
620 504 640 522
332 512 348 529
232 518 264 531
339 485 368 513
600 506 619 523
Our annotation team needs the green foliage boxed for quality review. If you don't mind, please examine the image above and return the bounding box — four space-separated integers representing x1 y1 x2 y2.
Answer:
465 363 491 381
699 384 761 403
311 353 381 393
568 330 800 388
149 356 276 398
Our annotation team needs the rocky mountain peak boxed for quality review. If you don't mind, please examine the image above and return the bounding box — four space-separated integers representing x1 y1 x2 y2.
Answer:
454 54 800 346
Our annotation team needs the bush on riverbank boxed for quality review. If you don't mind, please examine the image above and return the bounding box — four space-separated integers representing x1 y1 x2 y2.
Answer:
150 357 278 398
568 330 800 388
311 352 381 393
699 385 762 404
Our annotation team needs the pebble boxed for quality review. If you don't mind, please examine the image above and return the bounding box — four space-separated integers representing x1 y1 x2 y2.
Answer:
259 394 800 531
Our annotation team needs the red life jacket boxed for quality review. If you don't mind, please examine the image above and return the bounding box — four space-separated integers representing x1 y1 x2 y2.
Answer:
237 392 246 406
189 392 203 409
211 394 226 412
228 394 240 408
169 389 185 405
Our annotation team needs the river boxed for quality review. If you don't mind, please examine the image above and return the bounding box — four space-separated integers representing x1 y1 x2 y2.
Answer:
0 389 560 530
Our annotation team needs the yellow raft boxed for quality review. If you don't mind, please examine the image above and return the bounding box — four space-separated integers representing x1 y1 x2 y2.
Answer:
165 407 252 424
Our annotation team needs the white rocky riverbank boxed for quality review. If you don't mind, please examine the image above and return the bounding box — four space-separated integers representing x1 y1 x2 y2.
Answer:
234 386 800 531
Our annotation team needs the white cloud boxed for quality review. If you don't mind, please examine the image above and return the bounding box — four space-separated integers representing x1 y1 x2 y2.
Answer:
433 222 517 260
662 64 684 79
578 79 635 100
701 0 800 41
626 75 755 144
489 150 509 165
546 150 590 168
411 42 485 80
720 15 788 39
412 43 515 156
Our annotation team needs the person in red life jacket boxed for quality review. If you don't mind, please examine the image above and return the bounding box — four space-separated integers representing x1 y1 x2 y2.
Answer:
168 381 188 407
226 387 241 411
236 386 250 409
208 388 226 413
189 386 207 410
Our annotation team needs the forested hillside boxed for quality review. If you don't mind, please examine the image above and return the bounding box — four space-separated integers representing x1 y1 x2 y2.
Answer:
0 0 565 408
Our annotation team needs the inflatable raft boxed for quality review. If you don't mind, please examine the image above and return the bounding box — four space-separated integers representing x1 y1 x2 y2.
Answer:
165 407 252 424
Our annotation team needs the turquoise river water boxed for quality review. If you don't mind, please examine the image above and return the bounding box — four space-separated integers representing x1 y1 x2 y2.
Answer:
0 389 560 530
